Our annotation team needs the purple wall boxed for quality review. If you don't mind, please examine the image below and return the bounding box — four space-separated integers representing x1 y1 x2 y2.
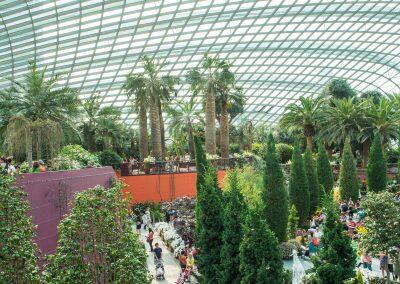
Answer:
20 167 116 256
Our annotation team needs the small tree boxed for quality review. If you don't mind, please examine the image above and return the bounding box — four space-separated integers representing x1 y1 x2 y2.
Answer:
239 208 284 284
304 148 319 216
339 140 359 202
314 195 356 283
287 205 300 240
220 170 245 284
317 140 334 194
45 183 149 283
366 134 387 192
289 142 310 226
0 175 41 283
361 192 400 282
263 133 289 243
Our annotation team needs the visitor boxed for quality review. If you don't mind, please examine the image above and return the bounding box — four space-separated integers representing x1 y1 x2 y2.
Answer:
142 211 148 230
153 243 162 261
145 207 152 229
179 251 187 272
146 228 154 252
394 249 400 281
32 161 41 173
136 217 142 234
38 160 46 172
6 157 16 175
379 251 389 278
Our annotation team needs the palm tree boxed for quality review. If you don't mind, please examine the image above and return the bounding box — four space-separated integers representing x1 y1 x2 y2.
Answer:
187 54 231 155
279 96 325 151
318 98 365 148
80 94 122 152
0 61 80 161
216 78 244 159
166 98 203 158
124 73 148 161
125 56 179 159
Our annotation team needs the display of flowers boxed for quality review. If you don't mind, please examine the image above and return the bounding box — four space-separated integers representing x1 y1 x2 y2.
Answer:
143 156 155 163
206 153 219 160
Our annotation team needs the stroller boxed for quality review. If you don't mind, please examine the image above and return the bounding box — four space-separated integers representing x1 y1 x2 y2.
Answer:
175 267 191 284
154 257 165 280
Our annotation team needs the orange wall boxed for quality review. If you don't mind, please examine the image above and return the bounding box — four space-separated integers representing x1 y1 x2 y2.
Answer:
119 171 226 204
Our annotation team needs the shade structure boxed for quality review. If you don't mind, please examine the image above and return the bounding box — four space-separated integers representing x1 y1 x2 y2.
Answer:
1 0 399 127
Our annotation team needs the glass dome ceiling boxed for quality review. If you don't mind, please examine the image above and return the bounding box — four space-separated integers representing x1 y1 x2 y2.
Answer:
1 0 400 127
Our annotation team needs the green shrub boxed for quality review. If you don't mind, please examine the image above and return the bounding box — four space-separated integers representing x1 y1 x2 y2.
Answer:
276 143 294 163
98 150 123 169
366 134 387 192
251 142 264 156
316 140 334 194
51 156 81 171
57 145 100 168
385 147 399 163
339 140 359 201
287 204 299 240
304 148 319 216
229 143 241 154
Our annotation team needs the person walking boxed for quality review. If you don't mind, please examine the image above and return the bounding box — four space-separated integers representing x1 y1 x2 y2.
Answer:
179 251 187 272
147 228 154 252
153 243 162 263
142 212 148 230
145 207 152 229
380 251 389 279
136 218 142 234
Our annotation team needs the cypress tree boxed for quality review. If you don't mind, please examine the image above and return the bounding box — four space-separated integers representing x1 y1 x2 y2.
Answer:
220 170 245 284
314 195 356 283
304 148 319 216
339 140 359 202
289 142 310 226
239 208 284 284
366 134 387 192
287 204 300 240
0 176 41 283
194 137 224 282
317 140 334 194
263 133 289 243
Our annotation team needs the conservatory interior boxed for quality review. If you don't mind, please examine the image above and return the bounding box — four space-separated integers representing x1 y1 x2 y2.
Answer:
1 1 400 283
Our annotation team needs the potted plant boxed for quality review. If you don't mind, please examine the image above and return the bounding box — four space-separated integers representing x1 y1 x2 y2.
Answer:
143 156 155 174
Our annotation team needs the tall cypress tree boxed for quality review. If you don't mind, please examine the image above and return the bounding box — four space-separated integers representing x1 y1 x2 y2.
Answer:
239 208 284 284
263 133 289 243
304 148 319 216
366 134 387 192
289 142 310 226
314 195 356 283
339 140 359 202
287 204 300 240
194 138 224 283
220 170 245 284
317 140 334 194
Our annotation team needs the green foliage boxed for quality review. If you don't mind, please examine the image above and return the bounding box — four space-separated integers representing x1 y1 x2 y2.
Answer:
194 137 223 283
237 166 263 209
304 148 319 215
45 183 149 283
317 140 334 194
239 208 284 284
56 145 100 168
314 195 356 283
263 134 288 242
220 170 245 284
366 134 387 192
98 149 123 169
322 78 356 99
289 142 310 226
0 175 41 283
51 156 81 171
287 205 299 240
132 202 163 222
275 143 294 163
339 141 359 201
361 191 400 255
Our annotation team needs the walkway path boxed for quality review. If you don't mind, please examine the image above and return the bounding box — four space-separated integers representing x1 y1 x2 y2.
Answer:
138 227 197 283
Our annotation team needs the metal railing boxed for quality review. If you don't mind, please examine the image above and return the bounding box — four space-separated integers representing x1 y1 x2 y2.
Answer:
120 157 254 176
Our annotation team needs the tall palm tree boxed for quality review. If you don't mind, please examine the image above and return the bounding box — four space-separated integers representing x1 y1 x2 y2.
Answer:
216 78 244 159
166 98 203 158
124 73 148 161
279 96 325 151
187 54 231 155
125 56 179 159
318 98 365 148
0 60 80 161
80 94 122 152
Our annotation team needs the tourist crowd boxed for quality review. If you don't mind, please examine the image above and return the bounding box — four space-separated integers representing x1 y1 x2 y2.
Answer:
0 156 46 175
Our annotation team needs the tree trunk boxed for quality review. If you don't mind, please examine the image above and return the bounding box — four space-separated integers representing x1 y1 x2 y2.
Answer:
362 138 371 168
149 97 162 158
26 131 33 163
220 101 229 159
306 135 313 151
158 101 166 159
205 88 216 154
88 129 97 152
324 140 333 159
188 124 195 159
139 105 148 161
